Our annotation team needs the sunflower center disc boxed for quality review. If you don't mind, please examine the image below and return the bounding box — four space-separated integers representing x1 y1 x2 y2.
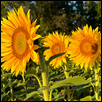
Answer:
52 43 61 55
80 38 98 56
12 27 30 59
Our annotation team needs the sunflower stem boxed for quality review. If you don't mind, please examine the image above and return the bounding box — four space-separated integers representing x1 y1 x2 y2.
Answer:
39 51 49 101
64 65 70 101
49 89 53 101
28 74 42 87
9 75 13 101
94 62 99 101
22 74 26 89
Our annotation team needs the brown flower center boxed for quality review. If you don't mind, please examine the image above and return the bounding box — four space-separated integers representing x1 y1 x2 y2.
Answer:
51 43 61 55
80 38 98 56
12 26 30 59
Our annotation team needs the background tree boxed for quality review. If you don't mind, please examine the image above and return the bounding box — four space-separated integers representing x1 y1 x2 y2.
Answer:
1 1 101 36
85 1 98 29
95 1 101 31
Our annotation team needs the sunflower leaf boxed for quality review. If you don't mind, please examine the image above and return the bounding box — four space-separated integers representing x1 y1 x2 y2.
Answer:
38 46 50 54
24 91 41 101
38 86 49 91
80 95 92 101
71 83 91 90
1 73 11 77
49 76 89 90
46 52 65 65
52 90 66 101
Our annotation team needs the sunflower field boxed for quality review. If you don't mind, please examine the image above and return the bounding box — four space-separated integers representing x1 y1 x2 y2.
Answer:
1 1 101 101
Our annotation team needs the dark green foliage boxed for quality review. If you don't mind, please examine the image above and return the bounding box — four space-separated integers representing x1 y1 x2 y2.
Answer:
1 1 101 36
85 1 101 31
1 1 101 101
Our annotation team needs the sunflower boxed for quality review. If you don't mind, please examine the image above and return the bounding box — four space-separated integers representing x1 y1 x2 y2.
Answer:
43 31 69 68
1 6 41 76
68 24 101 70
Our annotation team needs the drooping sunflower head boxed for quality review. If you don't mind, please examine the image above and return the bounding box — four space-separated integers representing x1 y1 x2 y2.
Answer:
1 6 41 76
68 24 101 70
43 31 69 68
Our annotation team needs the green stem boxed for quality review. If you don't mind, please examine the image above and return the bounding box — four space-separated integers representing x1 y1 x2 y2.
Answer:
94 62 99 101
29 74 42 87
64 65 70 101
2 70 5 89
22 74 26 89
39 51 49 101
9 76 13 101
49 89 53 101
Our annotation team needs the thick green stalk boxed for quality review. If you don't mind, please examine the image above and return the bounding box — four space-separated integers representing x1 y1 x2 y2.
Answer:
94 63 99 101
64 65 70 101
39 51 49 101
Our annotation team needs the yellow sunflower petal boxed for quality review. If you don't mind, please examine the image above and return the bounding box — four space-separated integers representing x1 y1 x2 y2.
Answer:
1 53 13 62
1 47 11 53
43 31 69 68
62 57 67 64
1 33 11 40
1 51 12 56
31 25 40 35
31 19 37 28
1 56 15 68
1 6 41 76
68 24 101 70
30 50 39 64
11 59 20 74
8 11 20 27
1 43 11 48
1 17 15 28
1 27 13 36
32 45 40 50
32 34 41 41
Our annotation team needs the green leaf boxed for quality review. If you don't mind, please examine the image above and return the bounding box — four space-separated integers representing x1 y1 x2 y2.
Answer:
80 95 92 101
52 90 66 101
12 79 18 85
76 88 85 97
1 73 11 77
38 46 50 54
72 83 91 90
1 81 11 92
98 96 101 101
70 98 79 101
1 91 10 101
38 86 49 91
49 73 62 80
91 95 96 101
46 52 65 65
50 76 88 90
26 67 36 75
36 66 40 73
24 91 41 101
15 81 25 88
14 87 37 98
14 89 27 98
